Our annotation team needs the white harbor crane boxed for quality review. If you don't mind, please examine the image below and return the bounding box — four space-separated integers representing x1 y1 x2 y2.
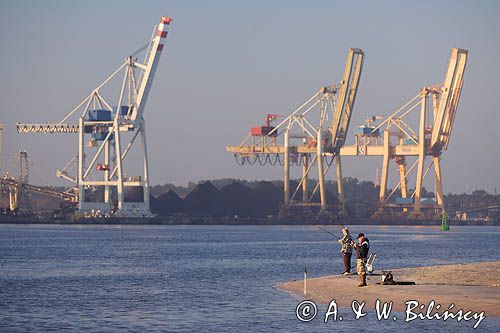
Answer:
226 49 364 214
341 48 468 219
17 17 173 217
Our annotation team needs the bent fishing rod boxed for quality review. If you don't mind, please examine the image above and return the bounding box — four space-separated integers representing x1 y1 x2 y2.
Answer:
335 214 346 229
316 226 341 240
316 212 348 238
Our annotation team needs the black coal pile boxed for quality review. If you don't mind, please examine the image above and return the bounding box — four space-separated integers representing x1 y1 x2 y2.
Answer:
183 181 224 216
152 180 286 217
151 190 184 216
251 181 283 217
219 182 255 218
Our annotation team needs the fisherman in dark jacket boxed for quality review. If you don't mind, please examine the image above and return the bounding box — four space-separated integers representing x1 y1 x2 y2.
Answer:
353 233 370 287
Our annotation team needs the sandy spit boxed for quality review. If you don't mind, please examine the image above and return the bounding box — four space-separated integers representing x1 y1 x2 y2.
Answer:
277 261 500 316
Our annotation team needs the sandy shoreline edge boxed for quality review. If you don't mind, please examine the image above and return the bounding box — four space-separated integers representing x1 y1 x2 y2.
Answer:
277 261 500 317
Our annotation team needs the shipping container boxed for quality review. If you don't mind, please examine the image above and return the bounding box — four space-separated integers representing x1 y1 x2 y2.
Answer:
251 126 277 137
396 197 414 205
87 109 112 121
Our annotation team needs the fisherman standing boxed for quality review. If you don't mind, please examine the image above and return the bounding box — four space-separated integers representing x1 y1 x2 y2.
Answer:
338 228 353 275
353 233 370 287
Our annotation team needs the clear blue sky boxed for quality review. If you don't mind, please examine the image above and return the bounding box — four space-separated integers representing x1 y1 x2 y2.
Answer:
0 0 499 194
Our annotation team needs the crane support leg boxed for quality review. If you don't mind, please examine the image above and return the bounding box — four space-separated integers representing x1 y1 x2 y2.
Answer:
141 120 150 207
78 117 84 206
379 130 390 204
114 119 124 210
317 131 327 210
398 161 408 212
302 154 308 202
284 130 290 207
9 188 18 211
413 91 427 215
104 140 110 203
336 156 345 211
398 162 408 198
433 156 444 208
398 163 408 198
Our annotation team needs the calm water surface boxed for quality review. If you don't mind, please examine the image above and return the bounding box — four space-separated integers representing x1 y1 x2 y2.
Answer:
0 224 499 332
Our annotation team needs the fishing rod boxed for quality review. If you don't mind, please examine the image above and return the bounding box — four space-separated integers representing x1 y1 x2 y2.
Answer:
334 214 346 229
316 226 341 240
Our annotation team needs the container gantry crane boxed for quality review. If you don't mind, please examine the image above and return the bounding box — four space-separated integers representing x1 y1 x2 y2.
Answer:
340 48 467 219
226 48 364 215
1 150 78 213
16 16 173 217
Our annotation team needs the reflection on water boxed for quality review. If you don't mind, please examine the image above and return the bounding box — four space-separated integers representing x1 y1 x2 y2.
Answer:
0 224 498 332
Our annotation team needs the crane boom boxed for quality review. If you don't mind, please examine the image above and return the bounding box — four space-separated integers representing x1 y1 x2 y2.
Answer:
129 16 172 122
430 48 467 152
331 48 364 151
16 123 79 134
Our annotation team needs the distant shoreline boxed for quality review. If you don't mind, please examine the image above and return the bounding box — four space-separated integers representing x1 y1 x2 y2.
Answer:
0 216 498 226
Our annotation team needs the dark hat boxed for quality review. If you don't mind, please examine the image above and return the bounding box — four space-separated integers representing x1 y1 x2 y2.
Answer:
357 233 365 239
